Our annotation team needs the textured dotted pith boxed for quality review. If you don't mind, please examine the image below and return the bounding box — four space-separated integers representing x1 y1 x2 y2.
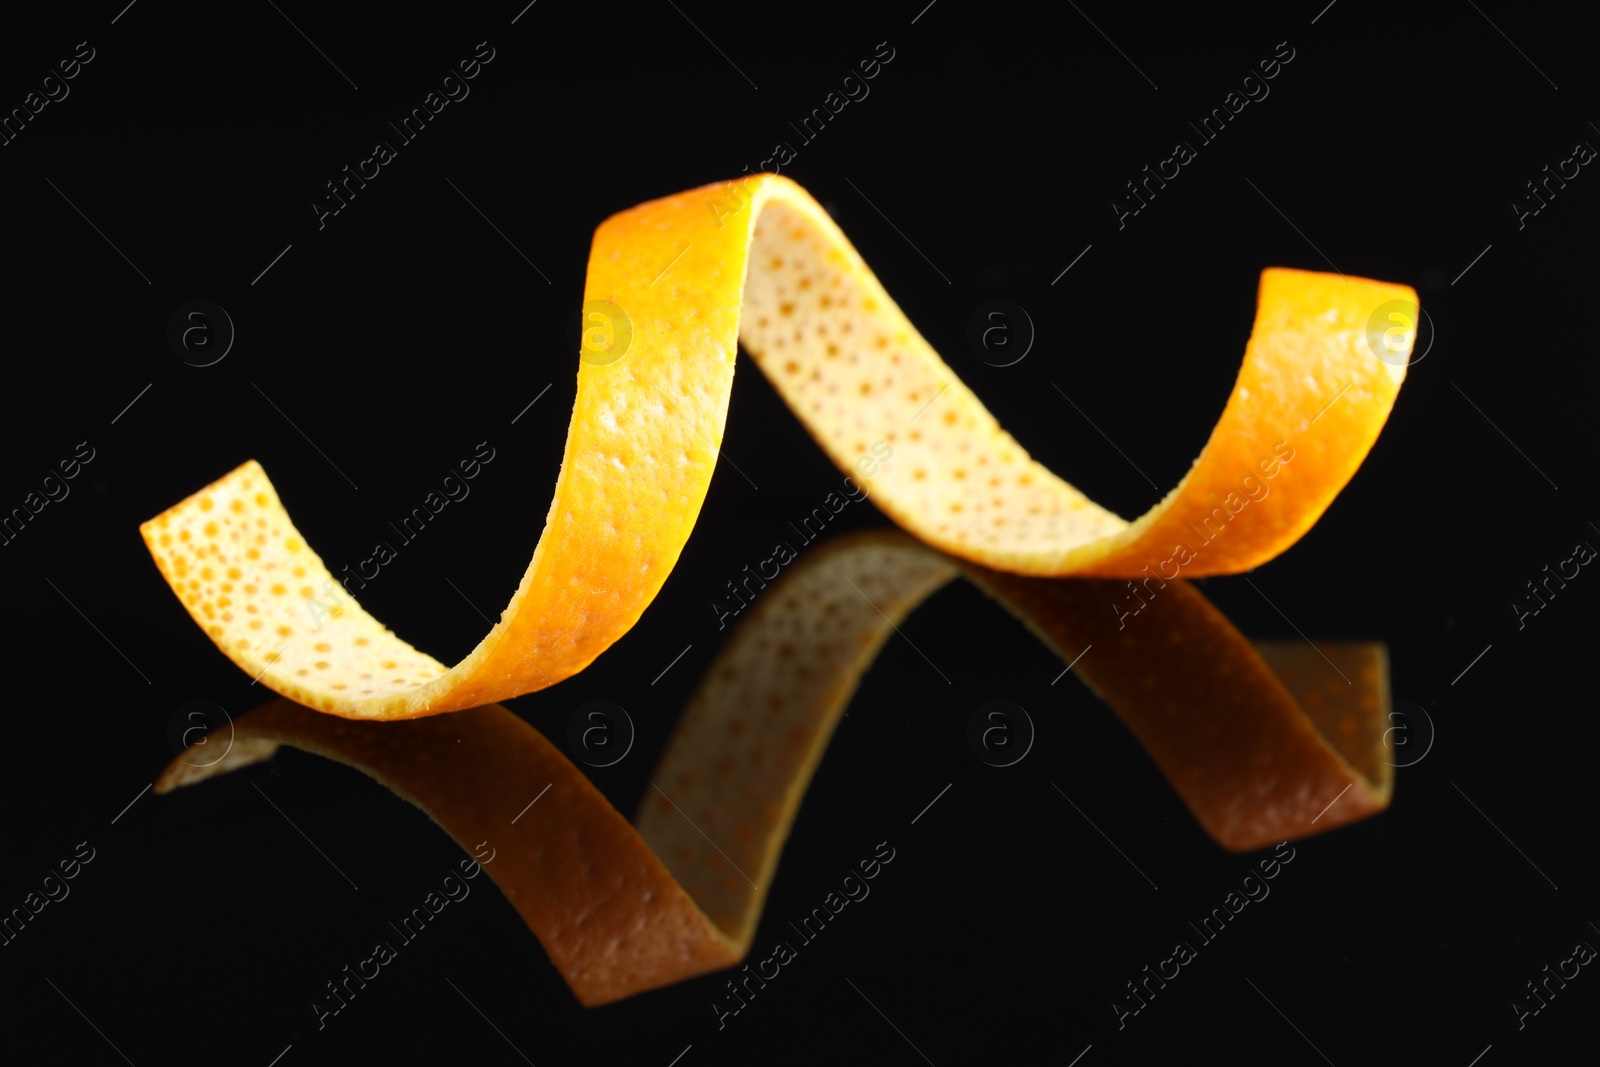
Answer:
143 462 449 716
734 189 1410 582
141 175 1412 720
740 201 1126 561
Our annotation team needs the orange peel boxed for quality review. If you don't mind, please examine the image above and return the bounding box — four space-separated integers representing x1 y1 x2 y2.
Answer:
157 529 1391 1006
140 175 1414 719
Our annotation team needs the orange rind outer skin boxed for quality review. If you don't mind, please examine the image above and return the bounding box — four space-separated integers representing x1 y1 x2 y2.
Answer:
139 174 1413 719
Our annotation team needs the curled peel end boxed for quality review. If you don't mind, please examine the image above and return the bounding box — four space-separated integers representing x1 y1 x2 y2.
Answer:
154 736 279 795
140 459 455 721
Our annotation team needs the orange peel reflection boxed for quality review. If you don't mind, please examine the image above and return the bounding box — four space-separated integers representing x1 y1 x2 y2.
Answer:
158 529 1391 1006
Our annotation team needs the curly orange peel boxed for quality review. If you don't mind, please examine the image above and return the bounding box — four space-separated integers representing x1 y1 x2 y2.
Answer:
140 175 1413 718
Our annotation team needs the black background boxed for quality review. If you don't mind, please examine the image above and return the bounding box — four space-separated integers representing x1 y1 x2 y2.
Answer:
1 2 1595 1064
